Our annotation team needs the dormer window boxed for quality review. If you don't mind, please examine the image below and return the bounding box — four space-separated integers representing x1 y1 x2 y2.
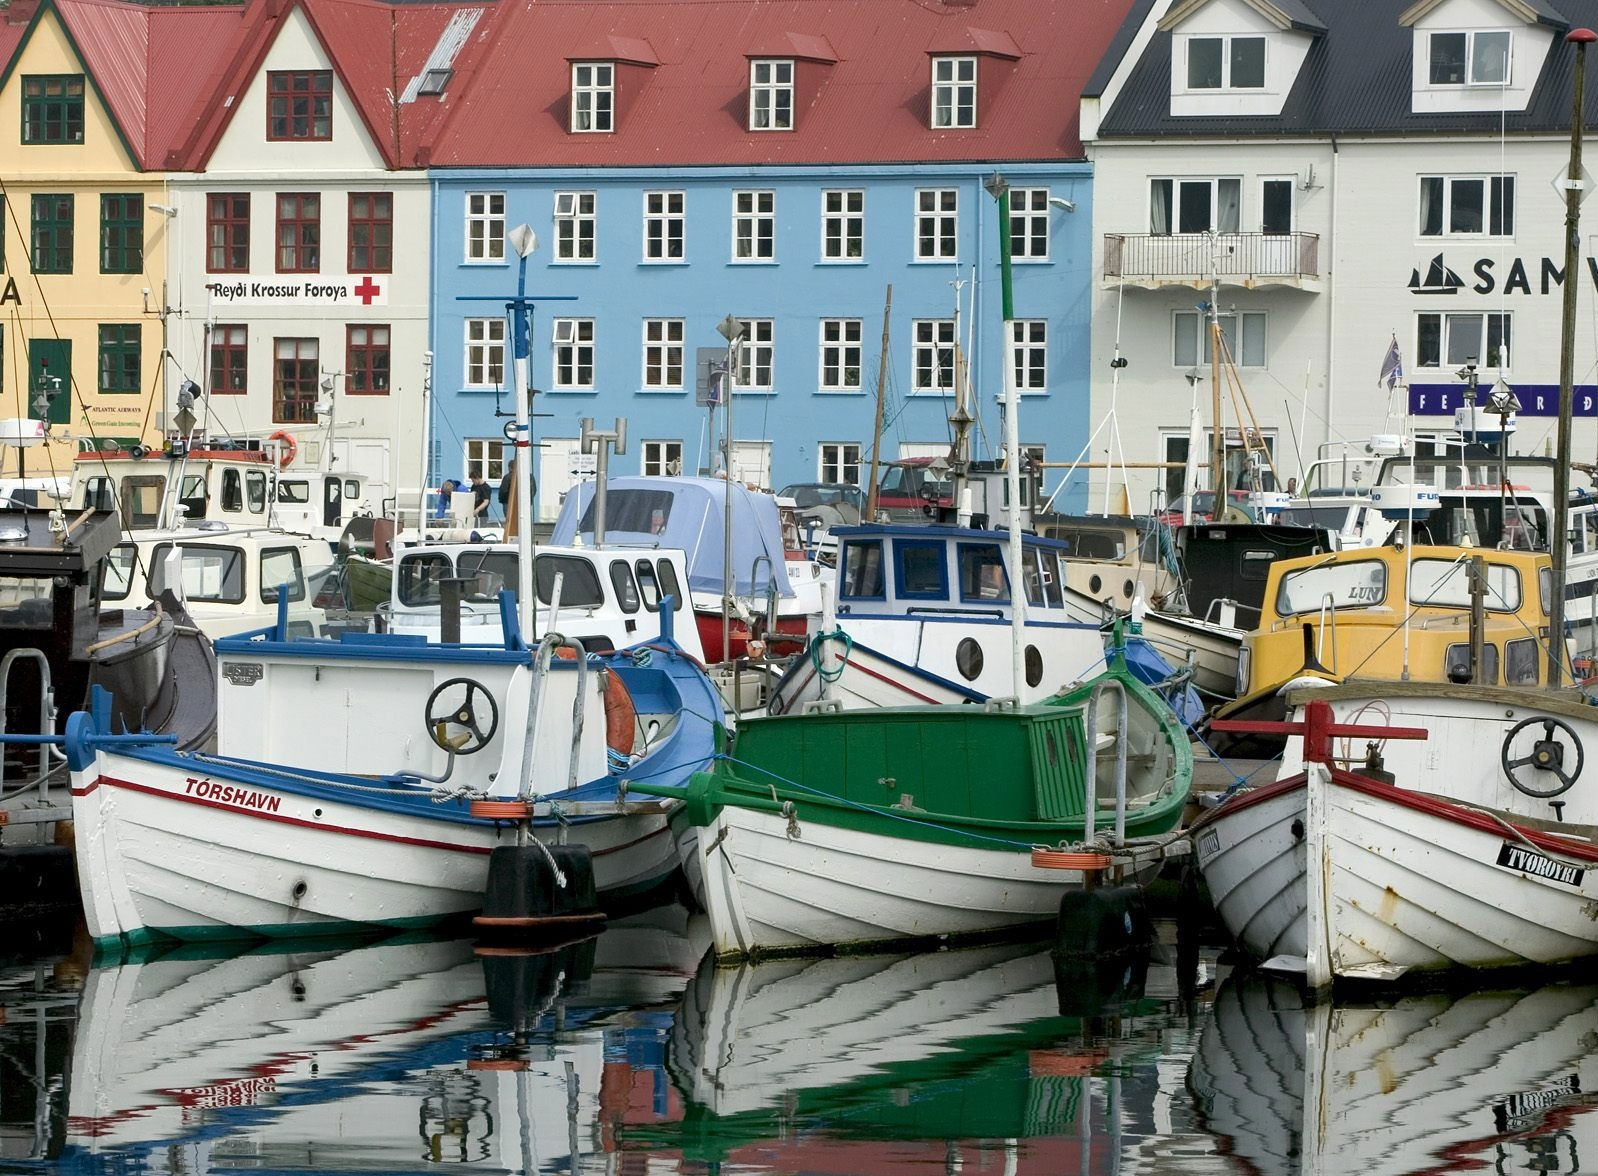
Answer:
1186 36 1265 90
1428 30 1510 86
750 59 794 130
571 63 614 132
931 56 977 128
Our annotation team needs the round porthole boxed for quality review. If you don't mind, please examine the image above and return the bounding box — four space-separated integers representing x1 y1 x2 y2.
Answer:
1123 579 1135 599
956 637 984 681
1089 574 1103 594
1025 645 1043 687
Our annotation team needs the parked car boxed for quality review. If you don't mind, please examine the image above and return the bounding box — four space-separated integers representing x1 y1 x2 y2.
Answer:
873 459 954 523
777 482 867 524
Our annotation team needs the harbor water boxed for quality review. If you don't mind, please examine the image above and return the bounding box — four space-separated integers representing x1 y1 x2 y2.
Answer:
0 909 1591 1175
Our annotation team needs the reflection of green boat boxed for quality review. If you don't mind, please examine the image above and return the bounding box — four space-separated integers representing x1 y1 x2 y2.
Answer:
343 552 391 611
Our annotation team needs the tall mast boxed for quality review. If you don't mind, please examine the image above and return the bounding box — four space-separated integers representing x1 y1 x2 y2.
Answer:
1208 267 1225 502
866 286 892 520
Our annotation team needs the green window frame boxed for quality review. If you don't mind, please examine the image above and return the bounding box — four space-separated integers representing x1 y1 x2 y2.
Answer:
100 193 143 274
31 194 73 274
21 75 84 144
98 324 141 393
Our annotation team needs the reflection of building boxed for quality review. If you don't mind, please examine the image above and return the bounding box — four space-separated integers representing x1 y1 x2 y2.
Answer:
1083 0 1598 509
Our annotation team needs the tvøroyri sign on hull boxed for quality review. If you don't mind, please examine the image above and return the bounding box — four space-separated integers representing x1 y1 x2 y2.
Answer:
205 275 388 306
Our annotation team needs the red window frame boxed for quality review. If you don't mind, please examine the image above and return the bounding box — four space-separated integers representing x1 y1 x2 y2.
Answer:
347 192 393 273
210 324 248 394
273 337 319 424
266 70 332 141
275 192 320 274
206 193 250 274
345 324 390 395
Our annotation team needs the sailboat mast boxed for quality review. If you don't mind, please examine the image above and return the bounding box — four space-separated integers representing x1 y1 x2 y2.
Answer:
986 173 1025 702
1208 269 1225 501
866 286 892 520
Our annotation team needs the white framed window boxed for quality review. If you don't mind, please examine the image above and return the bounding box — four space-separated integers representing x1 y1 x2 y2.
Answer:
552 317 595 388
819 318 863 391
643 439 684 477
1185 35 1265 90
733 190 775 261
465 191 505 262
735 318 774 389
643 318 684 389
1428 30 1511 86
931 56 976 128
750 59 794 130
1419 175 1514 237
644 191 684 261
553 191 596 262
1010 188 1049 260
1417 311 1511 370
820 442 862 485
822 189 864 260
465 438 509 483
1149 177 1241 234
570 62 613 132
1173 310 1267 368
464 317 505 387
915 188 958 260
912 318 956 393
1260 177 1294 233
1011 320 1046 391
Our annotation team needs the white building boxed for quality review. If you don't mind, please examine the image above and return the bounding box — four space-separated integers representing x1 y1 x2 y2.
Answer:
1082 0 1597 510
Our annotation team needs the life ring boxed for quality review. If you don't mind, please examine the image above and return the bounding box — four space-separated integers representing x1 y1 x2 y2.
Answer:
268 430 298 469
604 670 636 757
1501 716 1582 798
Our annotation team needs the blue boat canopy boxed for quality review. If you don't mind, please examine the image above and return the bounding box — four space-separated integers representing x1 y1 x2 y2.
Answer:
551 477 795 599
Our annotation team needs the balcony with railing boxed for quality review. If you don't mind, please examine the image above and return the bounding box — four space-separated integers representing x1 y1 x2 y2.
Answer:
1103 231 1321 290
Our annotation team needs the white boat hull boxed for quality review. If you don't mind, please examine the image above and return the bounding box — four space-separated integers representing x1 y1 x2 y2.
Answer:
1136 609 1242 700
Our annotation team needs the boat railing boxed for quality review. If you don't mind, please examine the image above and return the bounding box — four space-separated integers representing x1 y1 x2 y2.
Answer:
1083 677 1129 847
517 627 589 810
1202 598 1261 628
0 649 61 799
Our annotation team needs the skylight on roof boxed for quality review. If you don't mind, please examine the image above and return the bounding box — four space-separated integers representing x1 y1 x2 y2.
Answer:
418 68 452 96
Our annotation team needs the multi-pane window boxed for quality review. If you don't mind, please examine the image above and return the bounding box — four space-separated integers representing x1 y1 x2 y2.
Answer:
273 338 319 423
912 319 956 392
1173 310 1267 368
210 325 248 394
21 75 84 143
733 190 775 261
465 438 509 483
643 440 684 477
465 318 506 387
1420 176 1514 236
571 63 614 132
819 319 863 391
1011 320 1047 391
30 194 73 273
207 193 250 272
915 189 958 260
276 193 320 273
643 319 684 389
1009 188 1049 260
348 193 392 272
266 70 332 140
98 324 141 393
1149 177 1241 234
100 194 142 274
822 189 864 260
1429 30 1511 86
1186 36 1265 89
750 59 794 130
644 191 684 260
466 191 505 261
736 319 775 388
820 442 862 486
346 325 390 393
931 57 976 128
553 318 595 388
554 191 596 261
1417 312 1511 370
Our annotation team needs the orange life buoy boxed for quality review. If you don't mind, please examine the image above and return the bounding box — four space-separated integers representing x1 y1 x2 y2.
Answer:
267 430 298 469
604 671 636 757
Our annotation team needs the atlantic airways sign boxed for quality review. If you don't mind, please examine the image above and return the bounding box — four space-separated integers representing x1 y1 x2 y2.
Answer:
204 274 388 306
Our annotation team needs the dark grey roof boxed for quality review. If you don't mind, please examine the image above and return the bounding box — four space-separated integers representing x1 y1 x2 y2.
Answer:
1083 0 1160 99
1523 0 1573 28
1269 0 1327 33
1098 0 1598 138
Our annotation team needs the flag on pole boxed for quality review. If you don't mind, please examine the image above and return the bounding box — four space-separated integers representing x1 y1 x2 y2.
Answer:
1378 335 1404 391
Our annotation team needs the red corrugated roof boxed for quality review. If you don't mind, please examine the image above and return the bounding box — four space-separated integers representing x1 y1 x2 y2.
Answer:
428 0 1135 168
0 24 25 76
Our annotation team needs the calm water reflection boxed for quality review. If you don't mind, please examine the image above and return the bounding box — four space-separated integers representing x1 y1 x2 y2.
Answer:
0 910 1591 1175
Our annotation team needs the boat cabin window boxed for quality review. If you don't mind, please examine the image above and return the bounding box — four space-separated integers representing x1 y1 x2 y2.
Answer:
0 576 54 629
1024 547 1064 608
277 480 311 504
148 543 245 603
648 559 684 612
121 476 167 528
398 553 453 605
840 540 886 599
1445 641 1499 686
610 560 640 613
102 542 137 601
81 475 117 513
248 471 268 513
1540 566 1553 617
1277 504 1356 531
344 478 361 500
1505 638 1539 685
221 469 244 513
1276 559 1386 615
259 547 307 602
178 473 208 521
1046 526 1126 562
457 551 517 600
579 489 675 536
535 555 605 607
1430 497 1545 550
894 540 947 600
958 543 1009 603
1409 558 1521 611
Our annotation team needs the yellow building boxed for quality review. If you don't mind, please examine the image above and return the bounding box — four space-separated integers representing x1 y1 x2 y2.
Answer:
0 0 241 484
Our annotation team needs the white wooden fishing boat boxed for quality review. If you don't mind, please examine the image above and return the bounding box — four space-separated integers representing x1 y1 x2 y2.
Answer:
1194 687 1598 985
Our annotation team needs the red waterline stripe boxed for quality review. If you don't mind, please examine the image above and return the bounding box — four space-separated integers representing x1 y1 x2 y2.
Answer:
847 657 944 705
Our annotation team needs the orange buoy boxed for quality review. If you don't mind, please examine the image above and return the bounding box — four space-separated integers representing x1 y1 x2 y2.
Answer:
267 430 298 468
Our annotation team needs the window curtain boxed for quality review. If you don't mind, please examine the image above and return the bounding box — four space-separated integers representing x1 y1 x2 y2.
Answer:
1150 179 1171 235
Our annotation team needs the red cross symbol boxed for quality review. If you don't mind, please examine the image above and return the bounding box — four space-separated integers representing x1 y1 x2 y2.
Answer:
354 275 383 305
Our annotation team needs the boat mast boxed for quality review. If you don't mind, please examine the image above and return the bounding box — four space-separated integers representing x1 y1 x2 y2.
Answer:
1551 27 1596 688
1208 262 1225 505
949 273 974 526
986 173 1026 701
866 286 892 521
